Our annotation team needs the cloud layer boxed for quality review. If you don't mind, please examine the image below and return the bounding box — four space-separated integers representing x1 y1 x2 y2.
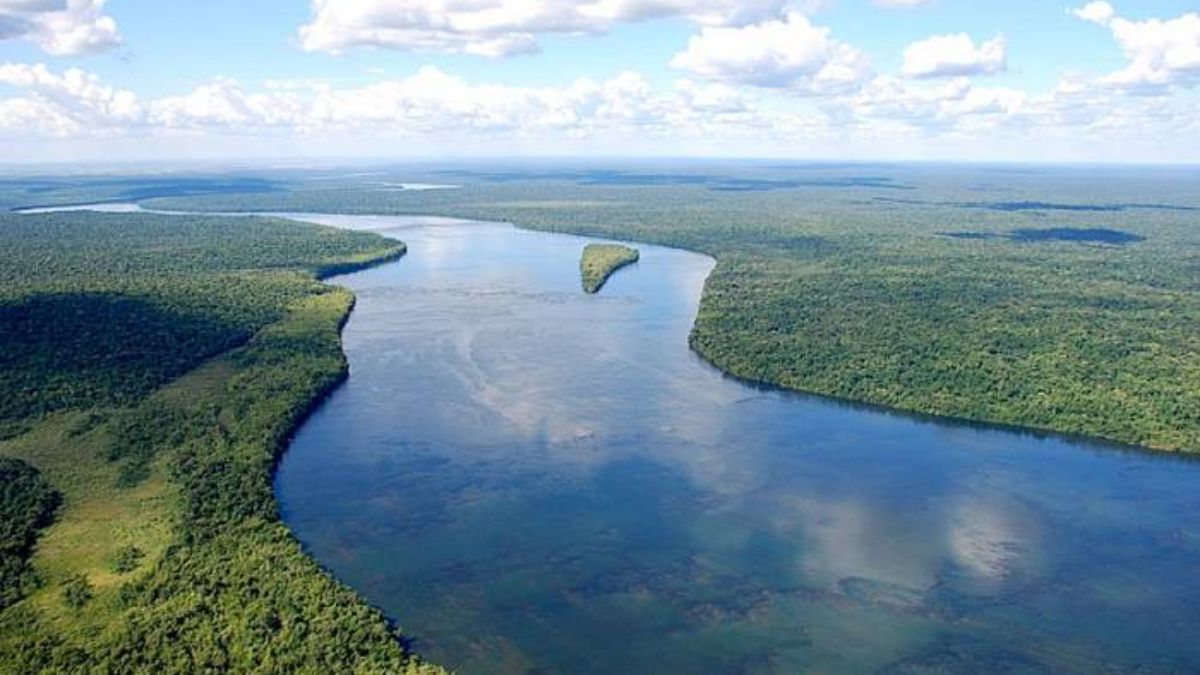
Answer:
2 55 1194 163
0 2 1197 161
0 0 120 55
298 0 789 57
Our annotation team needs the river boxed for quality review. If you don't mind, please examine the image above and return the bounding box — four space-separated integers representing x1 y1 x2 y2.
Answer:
269 214 1200 674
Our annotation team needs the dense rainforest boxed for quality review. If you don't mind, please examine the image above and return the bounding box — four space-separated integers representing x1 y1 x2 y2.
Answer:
580 243 640 293
127 163 1200 452
0 211 442 673
0 161 1195 671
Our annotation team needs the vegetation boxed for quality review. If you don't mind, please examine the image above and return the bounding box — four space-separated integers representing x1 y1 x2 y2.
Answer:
109 546 143 575
0 211 405 421
134 163 1200 451
580 243 639 293
0 164 1196 671
0 211 443 673
60 574 92 610
0 458 60 610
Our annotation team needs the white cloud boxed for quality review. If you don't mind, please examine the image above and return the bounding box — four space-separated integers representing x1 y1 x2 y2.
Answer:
298 0 789 57
669 11 869 93
0 62 138 133
1071 1 1115 26
1073 2 1200 92
902 33 1007 79
1 62 1196 163
0 0 120 55
845 75 1033 136
0 62 784 143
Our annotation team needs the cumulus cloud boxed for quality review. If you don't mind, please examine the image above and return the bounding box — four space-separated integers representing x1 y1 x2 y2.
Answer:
1073 2 1200 92
1 61 1195 162
0 62 138 133
1071 1 1115 26
298 0 788 57
845 75 1025 135
901 33 1007 78
669 11 869 93
0 61 780 142
0 0 120 55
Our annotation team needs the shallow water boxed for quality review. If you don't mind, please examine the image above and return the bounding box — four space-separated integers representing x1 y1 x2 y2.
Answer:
276 215 1200 675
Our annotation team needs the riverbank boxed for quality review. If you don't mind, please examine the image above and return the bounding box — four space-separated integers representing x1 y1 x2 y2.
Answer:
137 172 1200 453
0 211 444 673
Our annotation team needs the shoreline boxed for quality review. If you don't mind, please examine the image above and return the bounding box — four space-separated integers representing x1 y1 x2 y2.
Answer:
18 202 1193 455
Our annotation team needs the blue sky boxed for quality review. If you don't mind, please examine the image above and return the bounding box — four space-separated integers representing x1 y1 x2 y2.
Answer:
0 1 1197 163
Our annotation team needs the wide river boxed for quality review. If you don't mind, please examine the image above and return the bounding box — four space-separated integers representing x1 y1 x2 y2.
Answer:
273 214 1200 674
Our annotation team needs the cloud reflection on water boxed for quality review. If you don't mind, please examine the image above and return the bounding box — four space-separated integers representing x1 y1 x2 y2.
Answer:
277 215 1200 675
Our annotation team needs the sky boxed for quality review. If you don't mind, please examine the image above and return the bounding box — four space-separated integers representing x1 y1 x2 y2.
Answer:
0 0 1198 164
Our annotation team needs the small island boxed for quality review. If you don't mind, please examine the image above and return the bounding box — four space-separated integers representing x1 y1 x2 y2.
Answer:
580 243 640 293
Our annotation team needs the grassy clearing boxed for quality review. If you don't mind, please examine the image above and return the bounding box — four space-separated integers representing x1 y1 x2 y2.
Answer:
0 412 176 635
0 211 444 673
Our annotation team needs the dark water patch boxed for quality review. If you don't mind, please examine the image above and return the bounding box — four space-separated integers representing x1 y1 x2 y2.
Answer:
975 200 1123 212
968 201 1198 213
938 231 999 240
709 176 912 191
1010 227 1146 244
877 196 1198 212
875 196 934 207
938 228 1146 245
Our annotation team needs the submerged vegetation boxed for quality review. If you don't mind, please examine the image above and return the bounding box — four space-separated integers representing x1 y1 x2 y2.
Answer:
580 243 639 293
0 211 442 672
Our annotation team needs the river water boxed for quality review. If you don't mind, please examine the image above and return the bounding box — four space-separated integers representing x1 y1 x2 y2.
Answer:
256 214 1200 674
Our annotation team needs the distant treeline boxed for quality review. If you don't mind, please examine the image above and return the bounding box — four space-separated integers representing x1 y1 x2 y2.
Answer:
138 170 1200 451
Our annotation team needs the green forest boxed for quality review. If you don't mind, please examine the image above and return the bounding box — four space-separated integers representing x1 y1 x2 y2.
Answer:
0 163 1197 671
0 211 443 673
133 164 1200 451
0 458 60 611
580 243 639 293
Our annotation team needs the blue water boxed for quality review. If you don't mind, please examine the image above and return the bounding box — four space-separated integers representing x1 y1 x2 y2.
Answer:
276 215 1200 675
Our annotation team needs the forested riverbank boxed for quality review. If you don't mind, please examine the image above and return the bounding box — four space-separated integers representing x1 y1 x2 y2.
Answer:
2 163 1198 672
0 211 443 673
131 164 1200 452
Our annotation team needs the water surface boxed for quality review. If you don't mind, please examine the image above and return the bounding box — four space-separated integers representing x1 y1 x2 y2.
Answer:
278 215 1200 675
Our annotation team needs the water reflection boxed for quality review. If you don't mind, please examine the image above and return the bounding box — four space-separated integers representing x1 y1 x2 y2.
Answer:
277 216 1200 675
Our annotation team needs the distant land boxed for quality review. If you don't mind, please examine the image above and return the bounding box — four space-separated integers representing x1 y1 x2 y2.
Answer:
580 243 640 293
